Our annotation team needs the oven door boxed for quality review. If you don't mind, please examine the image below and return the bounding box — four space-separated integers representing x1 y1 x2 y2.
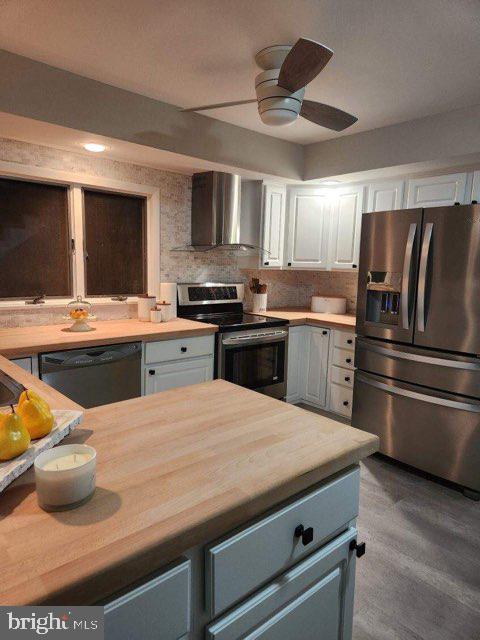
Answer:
218 329 288 399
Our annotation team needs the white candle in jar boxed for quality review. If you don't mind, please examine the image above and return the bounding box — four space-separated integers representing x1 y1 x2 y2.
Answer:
34 444 96 511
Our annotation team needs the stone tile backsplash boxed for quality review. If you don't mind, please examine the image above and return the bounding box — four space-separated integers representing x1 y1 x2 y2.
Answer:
0 137 358 328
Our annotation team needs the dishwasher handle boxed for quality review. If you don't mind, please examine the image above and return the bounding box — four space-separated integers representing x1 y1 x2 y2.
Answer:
41 343 142 372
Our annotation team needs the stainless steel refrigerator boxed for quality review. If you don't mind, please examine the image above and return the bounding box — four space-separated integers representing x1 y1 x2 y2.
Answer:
352 204 480 498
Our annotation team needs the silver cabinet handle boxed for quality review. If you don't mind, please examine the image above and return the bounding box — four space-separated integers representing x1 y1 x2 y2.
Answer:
356 372 480 413
417 222 433 332
401 223 417 330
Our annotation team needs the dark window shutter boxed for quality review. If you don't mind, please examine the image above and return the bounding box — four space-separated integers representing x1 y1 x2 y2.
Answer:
83 190 147 296
0 178 71 298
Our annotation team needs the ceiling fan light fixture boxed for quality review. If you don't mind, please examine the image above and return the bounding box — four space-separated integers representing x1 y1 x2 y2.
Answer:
259 109 298 126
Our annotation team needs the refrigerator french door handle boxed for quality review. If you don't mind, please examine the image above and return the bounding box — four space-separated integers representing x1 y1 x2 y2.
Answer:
417 222 433 332
401 223 417 330
356 372 480 413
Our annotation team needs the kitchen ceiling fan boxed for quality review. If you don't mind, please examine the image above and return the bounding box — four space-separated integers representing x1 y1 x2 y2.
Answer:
182 38 357 131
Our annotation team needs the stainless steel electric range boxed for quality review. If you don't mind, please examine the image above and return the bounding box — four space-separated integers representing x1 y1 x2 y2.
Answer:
177 283 288 399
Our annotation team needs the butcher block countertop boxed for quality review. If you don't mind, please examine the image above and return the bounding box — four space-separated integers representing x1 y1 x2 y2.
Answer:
256 308 356 330
0 318 218 358
0 378 378 606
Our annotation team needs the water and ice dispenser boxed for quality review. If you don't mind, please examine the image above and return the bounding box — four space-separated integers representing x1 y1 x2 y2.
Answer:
365 271 402 325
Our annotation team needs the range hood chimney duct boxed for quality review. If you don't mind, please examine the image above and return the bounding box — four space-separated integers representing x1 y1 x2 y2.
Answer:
182 171 263 252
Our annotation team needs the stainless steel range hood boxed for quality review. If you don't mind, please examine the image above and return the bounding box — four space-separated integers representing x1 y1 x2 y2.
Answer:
172 172 264 253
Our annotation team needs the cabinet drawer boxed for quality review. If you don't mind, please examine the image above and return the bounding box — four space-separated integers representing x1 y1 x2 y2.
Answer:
334 331 355 350
330 383 353 417
330 365 353 389
145 335 214 364
332 347 354 370
207 527 357 640
104 559 191 640
206 468 360 617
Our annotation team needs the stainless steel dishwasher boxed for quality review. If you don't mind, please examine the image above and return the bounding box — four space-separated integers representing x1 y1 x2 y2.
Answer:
40 342 142 408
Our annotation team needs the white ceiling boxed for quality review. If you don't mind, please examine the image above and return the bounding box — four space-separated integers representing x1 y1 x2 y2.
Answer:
1 0 479 145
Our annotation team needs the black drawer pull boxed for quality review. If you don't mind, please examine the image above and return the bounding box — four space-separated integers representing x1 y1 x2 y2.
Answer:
347 339 353 344
322 330 328 335
287 262 292 266
148 369 155 376
346 358 352 364
181 347 187 353
264 261 269 266
294 524 314 546
344 376 351 382
349 539 366 558
343 400 349 407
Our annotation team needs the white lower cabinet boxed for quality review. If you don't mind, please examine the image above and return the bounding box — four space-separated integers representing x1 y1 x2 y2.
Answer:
287 326 355 419
286 326 307 403
145 357 213 394
304 327 330 408
104 559 191 640
144 335 214 395
207 527 356 640
206 468 360 640
103 469 361 640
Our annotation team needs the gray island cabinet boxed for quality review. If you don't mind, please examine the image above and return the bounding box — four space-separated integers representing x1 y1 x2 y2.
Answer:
104 466 363 640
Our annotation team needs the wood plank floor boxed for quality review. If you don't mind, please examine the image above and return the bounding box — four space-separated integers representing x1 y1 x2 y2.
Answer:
297 404 480 640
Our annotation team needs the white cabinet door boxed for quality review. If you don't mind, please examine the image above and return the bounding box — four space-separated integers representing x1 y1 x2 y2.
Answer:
145 357 213 394
286 326 306 403
406 173 468 208
305 327 330 408
472 171 480 202
261 183 286 268
286 188 331 269
328 186 364 270
366 180 405 212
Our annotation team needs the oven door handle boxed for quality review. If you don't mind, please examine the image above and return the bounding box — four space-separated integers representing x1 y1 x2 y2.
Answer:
222 330 288 346
356 372 480 412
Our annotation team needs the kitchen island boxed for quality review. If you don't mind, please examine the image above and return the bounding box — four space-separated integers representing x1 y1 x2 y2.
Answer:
0 358 378 639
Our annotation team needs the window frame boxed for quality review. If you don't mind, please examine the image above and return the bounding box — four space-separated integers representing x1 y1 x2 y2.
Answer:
0 160 160 308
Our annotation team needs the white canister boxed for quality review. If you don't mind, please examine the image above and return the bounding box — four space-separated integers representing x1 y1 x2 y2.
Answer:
34 444 97 511
159 282 177 319
252 293 268 314
157 301 174 322
311 296 347 314
150 308 163 323
137 295 156 321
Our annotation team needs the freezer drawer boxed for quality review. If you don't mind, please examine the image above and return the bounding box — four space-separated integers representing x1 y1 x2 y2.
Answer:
352 371 480 491
355 337 480 399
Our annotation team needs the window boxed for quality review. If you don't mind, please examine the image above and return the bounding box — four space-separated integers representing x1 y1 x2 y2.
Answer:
0 164 159 306
0 178 71 299
83 189 146 296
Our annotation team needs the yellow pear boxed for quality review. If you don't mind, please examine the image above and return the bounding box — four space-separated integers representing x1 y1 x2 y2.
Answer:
18 389 50 413
0 405 31 461
17 391 54 440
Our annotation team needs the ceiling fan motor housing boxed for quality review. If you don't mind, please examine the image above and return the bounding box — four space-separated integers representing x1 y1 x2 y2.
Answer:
255 69 305 126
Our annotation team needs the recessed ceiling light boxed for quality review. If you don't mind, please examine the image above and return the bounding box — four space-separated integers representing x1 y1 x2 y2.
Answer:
321 180 341 186
83 143 106 153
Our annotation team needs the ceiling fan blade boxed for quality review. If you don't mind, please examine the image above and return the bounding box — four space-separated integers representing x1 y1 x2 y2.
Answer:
181 99 257 113
277 38 333 92
300 100 358 131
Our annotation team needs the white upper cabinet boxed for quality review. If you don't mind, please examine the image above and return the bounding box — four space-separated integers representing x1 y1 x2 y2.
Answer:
328 186 365 270
406 173 468 208
366 180 405 212
286 188 331 269
261 183 286 268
